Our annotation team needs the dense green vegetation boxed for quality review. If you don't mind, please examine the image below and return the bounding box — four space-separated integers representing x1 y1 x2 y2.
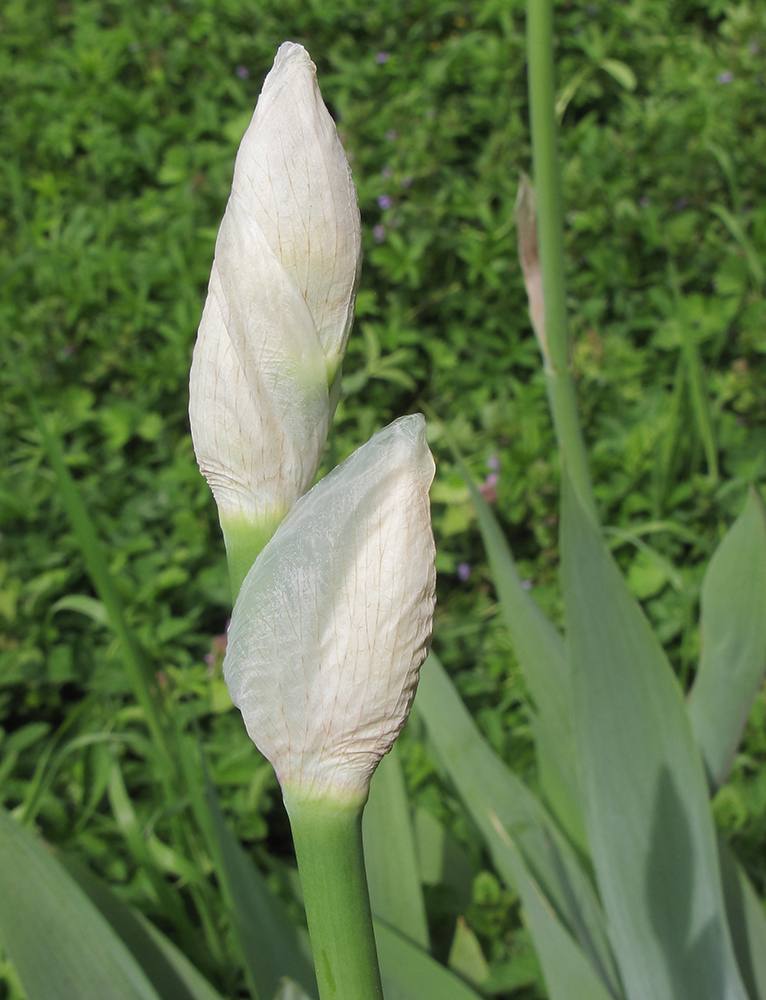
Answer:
1 0 765 997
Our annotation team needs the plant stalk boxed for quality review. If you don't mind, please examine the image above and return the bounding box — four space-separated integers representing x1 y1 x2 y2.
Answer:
284 793 384 1000
526 0 598 523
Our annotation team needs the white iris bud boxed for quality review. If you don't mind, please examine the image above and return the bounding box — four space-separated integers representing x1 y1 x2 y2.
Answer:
189 42 362 590
223 415 437 805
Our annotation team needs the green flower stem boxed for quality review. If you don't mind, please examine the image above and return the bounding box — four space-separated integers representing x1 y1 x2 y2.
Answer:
284 793 384 1000
220 512 284 601
526 0 598 523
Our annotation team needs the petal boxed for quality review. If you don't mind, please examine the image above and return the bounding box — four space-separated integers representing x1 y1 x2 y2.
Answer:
223 414 436 803
233 41 362 372
189 216 329 523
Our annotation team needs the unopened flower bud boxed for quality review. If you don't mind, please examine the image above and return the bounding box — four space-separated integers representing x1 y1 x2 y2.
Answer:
189 42 362 591
223 414 436 805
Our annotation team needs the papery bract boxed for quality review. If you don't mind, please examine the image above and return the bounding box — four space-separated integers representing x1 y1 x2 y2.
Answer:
189 42 362 586
223 414 437 804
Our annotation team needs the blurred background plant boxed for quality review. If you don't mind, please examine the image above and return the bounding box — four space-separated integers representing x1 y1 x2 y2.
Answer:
1 0 766 998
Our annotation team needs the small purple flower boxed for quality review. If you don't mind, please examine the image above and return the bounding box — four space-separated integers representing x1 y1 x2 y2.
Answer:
639 195 650 208
521 579 532 591
375 51 389 65
235 65 250 79
749 42 761 54
674 196 689 211
457 562 471 582
717 71 735 84
385 129 398 141
377 194 393 210
401 176 413 188
487 454 501 471
61 344 75 358
373 224 386 243
381 166 393 178
485 472 499 488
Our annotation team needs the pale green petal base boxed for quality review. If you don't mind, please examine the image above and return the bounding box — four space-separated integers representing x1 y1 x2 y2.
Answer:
283 791 384 1000
220 511 285 601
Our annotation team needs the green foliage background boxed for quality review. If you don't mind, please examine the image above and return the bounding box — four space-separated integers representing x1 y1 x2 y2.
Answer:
1 0 765 996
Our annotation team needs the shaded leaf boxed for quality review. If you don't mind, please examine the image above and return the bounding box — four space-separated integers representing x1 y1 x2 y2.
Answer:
561 478 748 1000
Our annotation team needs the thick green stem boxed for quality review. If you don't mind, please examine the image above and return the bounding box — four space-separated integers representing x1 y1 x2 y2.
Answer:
526 0 598 523
284 793 384 1000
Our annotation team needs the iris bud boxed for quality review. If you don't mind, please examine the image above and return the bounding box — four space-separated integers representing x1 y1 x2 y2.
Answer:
189 42 362 591
223 415 437 805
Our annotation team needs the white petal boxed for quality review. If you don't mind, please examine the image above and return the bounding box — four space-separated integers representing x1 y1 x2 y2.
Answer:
189 222 329 523
233 41 362 372
223 415 436 803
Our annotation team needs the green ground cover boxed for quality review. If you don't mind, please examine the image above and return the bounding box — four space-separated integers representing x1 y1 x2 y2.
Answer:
1 0 765 997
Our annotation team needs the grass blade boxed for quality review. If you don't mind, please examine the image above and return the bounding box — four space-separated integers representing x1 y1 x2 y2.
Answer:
561 477 748 1000
0 806 161 1000
363 743 430 948
688 488 766 789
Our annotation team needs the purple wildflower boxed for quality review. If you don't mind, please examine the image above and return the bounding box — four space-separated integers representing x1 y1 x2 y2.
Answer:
373 224 386 243
235 65 250 79
377 194 393 210
457 562 471 582
375 51 389 65
717 71 735 84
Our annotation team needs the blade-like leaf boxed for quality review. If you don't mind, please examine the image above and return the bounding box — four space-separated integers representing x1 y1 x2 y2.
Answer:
0 806 161 1000
415 653 622 1000
374 921 485 1000
719 835 766 1000
688 488 766 789
447 918 489 989
57 852 226 1000
456 451 586 852
413 807 473 908
561 478 749 1000
363 743 430 948
200 765 318 1000
489 816 618 1000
